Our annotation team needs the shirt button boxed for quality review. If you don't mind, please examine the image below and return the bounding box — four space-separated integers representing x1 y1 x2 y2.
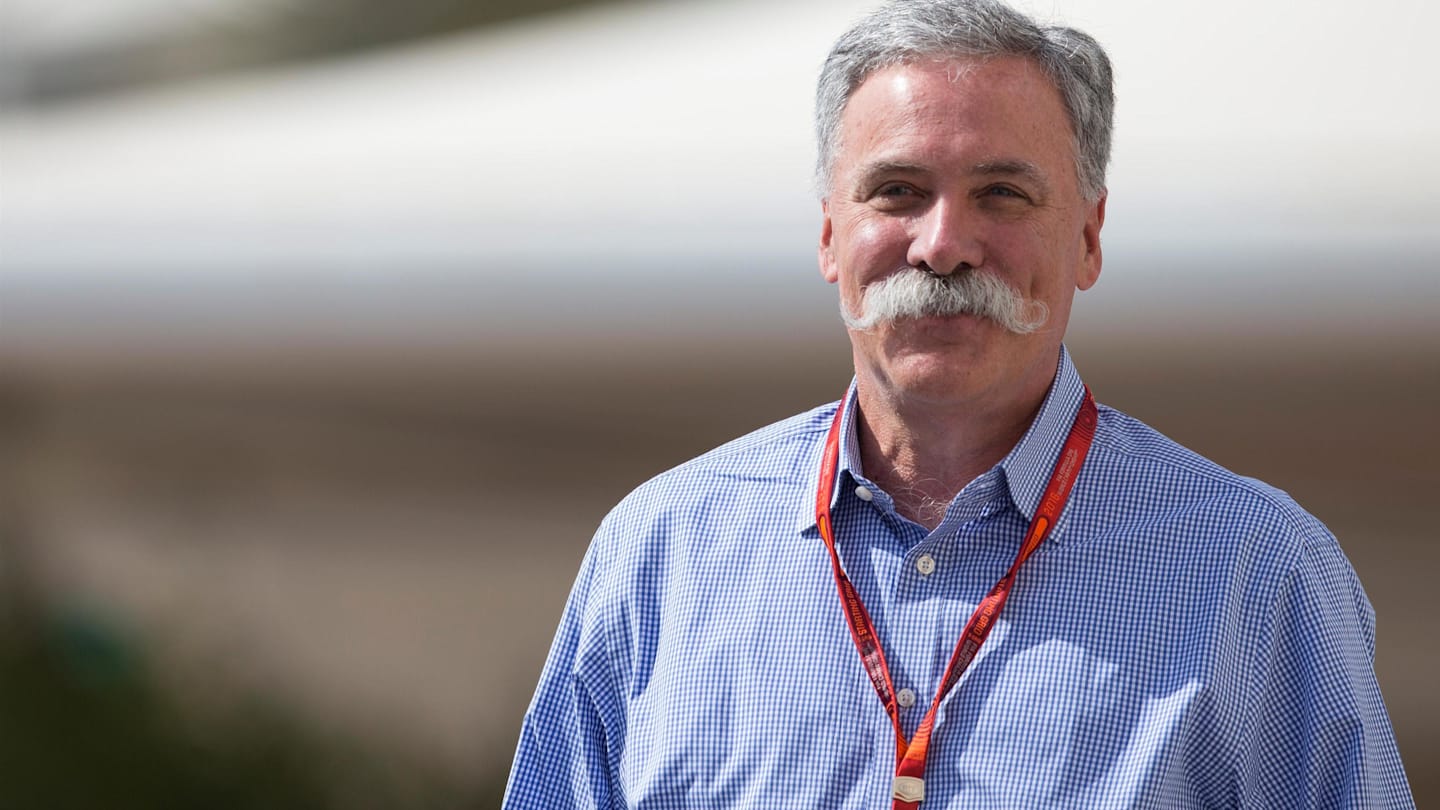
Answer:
854 486 874 502
915 554 936 576
896 688 917 708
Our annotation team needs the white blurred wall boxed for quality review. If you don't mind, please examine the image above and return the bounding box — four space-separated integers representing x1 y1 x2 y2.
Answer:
3 0 1437 367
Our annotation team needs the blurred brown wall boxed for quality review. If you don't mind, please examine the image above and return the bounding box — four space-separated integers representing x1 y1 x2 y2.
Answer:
1 327 1435 804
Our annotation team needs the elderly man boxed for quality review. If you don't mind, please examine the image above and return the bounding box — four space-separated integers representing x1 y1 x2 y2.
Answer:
503 0 1413 807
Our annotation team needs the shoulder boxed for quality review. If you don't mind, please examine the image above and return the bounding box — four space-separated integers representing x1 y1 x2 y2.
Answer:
1081 402 1339 569
666 400 837 481
603 402 835 516
578 397 840 573
571 402 840 662
1080 401 1383 699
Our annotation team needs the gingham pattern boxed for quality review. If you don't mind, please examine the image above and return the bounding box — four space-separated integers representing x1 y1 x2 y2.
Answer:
503 348 1414 809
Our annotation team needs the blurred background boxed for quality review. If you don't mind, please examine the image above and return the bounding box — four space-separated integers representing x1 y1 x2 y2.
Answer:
1 0 1436 806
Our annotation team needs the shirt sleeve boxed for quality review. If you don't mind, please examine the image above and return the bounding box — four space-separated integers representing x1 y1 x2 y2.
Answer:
502 535 618 810
1243 530 1415 808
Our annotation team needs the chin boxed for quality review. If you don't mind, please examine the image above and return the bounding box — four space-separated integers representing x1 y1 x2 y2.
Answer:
868 329 1050 407
881 350 998 403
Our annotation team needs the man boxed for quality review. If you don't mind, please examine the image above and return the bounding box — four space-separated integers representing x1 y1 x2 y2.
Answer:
504 0 1414 807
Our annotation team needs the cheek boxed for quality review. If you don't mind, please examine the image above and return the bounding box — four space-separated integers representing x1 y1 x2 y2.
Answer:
994 222 1079 295
836 217 908 281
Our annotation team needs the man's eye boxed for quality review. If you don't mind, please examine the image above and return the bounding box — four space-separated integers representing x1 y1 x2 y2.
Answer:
982 185 1026 200
877 183 915 197
870 184 922 208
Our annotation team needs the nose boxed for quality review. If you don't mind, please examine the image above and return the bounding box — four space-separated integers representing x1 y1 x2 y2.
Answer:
906 196 983 276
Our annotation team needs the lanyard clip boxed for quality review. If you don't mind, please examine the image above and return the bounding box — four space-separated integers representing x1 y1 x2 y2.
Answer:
892 776 925 803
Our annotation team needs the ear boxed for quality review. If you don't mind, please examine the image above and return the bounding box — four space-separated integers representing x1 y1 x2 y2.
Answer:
818 199 840 284
1076 192 1105 291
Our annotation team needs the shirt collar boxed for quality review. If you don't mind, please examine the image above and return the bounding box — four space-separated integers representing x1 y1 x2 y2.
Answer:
797 346 1086 533
998 346 1087 522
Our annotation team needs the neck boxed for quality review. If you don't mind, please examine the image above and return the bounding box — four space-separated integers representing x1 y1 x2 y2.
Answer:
854 373 1052 531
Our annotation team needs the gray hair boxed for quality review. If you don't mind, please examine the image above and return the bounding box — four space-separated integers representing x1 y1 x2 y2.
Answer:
815 0 1114 201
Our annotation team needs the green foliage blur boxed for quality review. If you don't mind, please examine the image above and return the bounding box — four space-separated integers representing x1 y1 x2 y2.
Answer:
0 605 494 810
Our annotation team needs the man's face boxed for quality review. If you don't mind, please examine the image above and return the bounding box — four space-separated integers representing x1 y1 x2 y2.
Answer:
819 56 1105 410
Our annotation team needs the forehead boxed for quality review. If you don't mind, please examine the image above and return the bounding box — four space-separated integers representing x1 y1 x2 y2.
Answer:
836 56 1078 189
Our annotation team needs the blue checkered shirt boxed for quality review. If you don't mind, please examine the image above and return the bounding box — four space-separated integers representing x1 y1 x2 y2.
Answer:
504 348 1413 808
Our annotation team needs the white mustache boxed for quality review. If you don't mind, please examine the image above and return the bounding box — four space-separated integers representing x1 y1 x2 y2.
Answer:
840 267 1049 335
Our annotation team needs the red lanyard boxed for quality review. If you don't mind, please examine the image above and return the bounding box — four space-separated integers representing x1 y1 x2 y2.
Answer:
814 387 1098 809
